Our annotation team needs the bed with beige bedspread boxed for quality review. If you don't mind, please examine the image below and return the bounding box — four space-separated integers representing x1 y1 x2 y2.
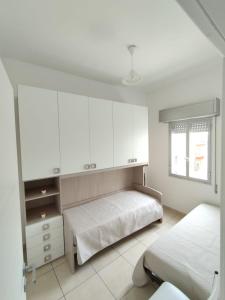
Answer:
133 203 220 300
63 185 163 272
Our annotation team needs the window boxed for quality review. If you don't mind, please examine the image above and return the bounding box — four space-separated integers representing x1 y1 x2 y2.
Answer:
169 118 211 183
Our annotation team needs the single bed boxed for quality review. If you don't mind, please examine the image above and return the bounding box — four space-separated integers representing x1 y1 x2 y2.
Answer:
132 203 220 300
63 184 163 272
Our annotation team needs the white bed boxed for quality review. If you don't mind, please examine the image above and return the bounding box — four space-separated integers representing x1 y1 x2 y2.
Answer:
63 186 163 271
132 203 220 300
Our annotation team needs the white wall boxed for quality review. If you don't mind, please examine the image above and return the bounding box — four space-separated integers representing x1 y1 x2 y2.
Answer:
0 58 25 300
2 58 147 105
220 57 225 300
146 60 223 213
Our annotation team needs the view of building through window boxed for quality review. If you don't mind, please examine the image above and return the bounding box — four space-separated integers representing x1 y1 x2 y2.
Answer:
170 119 211 182
189 131 209 180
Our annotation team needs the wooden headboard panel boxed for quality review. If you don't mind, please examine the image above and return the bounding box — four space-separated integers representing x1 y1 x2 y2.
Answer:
60 166 145 210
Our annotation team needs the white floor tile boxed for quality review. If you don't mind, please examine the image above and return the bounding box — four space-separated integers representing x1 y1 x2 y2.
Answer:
163 206 184 225
134 225 160 243
113 236 138 255
27 263 52 283
122 243 146 267
26 211 182 300
122 283 156 300
167 213 184 225
90 247 119 272
52 256 67 269
54 261 95 295
27 270 63 300
157 222 173 235
65 274 114 300
99 256 133 299
140 232 159 247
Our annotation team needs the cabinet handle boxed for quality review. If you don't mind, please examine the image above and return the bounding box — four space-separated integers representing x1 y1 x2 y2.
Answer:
53 167 60 174
90 163 96 169
42 223 50 231
84 164 90 170
43 244 51 252
134 158 137 163
43 233 51 241
44 254 52 263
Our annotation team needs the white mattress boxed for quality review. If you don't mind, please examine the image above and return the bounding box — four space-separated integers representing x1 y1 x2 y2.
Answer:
64 190 163 265
132 204 220 300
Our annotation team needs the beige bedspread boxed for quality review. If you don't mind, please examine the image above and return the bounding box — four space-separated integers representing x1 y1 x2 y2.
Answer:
132 203 220 300
64 190 163 265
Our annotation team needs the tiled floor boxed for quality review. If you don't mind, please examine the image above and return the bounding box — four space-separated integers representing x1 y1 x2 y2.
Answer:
27 206 184 300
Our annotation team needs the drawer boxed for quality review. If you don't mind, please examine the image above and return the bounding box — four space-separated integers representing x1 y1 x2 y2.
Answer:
27 237 64 261
26 226 63 249
27 245 64 269
26 216 63 238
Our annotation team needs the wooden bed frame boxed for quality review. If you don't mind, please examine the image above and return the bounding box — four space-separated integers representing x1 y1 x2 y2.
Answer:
60 166 163 273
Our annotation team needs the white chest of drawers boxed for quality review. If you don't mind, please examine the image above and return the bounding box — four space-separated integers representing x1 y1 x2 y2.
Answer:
26 215 64 268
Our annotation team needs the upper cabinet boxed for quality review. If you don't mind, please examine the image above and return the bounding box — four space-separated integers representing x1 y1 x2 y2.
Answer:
18 86 149 180
113 102 134 167
89 98 113 170
133 105 149 164
18 85 60 181
58 93 114 175
113 102 149 167
58 92 90 175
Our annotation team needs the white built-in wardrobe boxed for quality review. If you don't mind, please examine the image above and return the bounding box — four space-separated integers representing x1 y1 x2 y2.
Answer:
18 84 149 268
18 85 149 181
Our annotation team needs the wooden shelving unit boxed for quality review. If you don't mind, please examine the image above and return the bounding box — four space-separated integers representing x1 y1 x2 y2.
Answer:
24 177 61 225
25 186 59 202
26 203 60 225
23 176 64 268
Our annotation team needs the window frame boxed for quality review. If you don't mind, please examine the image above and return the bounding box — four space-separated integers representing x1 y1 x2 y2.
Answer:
169 118 212 184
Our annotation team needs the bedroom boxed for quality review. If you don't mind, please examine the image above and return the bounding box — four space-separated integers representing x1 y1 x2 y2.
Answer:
0 0 224 300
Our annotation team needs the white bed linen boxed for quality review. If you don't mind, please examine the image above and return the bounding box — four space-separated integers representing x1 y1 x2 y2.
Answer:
64 190 163 265
132 204 220 300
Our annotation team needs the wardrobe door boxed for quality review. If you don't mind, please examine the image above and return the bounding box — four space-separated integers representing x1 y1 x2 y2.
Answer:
133 105 149 164
18 85 60 181
58 92 90 175
113 102 134 167
89 98 113 170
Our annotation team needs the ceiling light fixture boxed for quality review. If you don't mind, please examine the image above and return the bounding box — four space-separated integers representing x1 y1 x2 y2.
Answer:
122 44 142 86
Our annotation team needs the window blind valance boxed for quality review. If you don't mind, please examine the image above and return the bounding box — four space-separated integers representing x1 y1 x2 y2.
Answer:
159 98 220 123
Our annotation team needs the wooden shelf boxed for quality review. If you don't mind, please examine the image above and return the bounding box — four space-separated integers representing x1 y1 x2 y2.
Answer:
26 203 60 225
25 186 59 202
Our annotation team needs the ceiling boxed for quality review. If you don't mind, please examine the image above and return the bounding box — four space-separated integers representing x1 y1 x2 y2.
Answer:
0 0 221 89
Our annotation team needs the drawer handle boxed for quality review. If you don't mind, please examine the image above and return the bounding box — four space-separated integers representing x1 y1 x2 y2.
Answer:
43 244 51 252
90 163 96 169
42 223 50 231
44 254 52 263
43 233 51 241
